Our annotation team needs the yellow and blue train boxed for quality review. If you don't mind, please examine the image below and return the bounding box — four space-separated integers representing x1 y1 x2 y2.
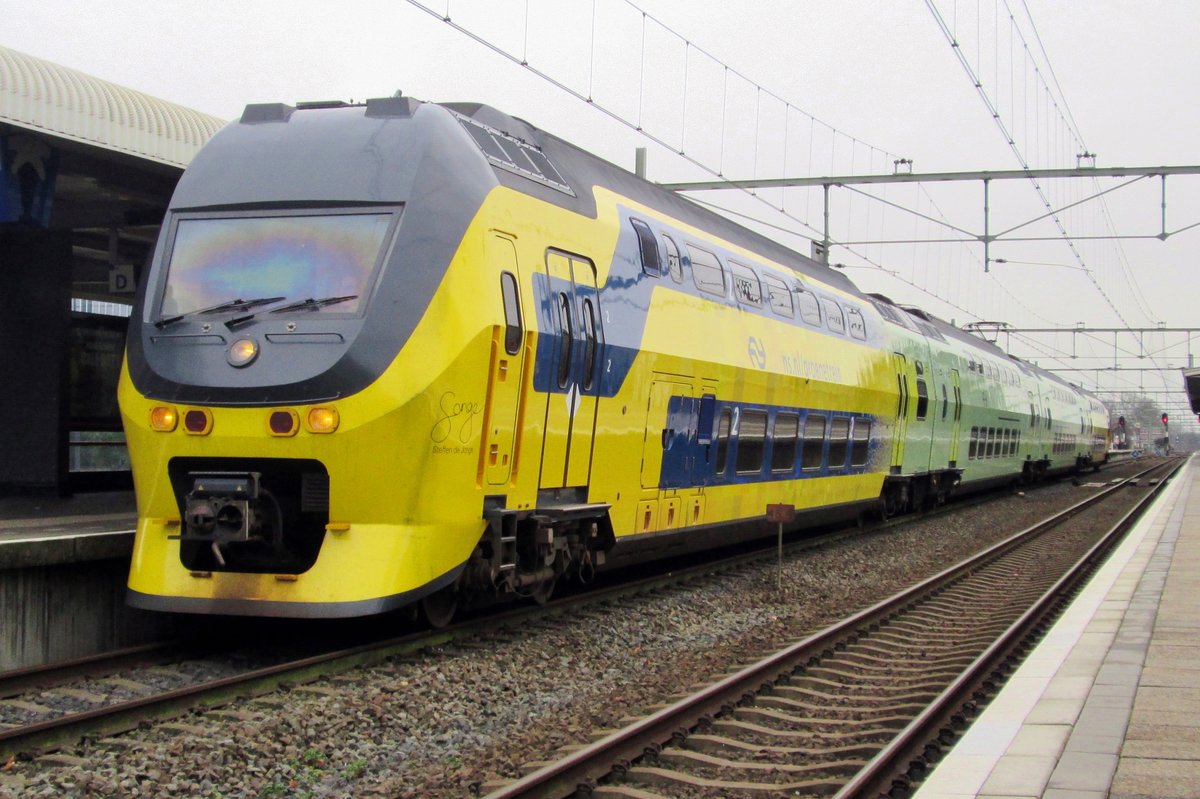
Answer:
119 96 1109 621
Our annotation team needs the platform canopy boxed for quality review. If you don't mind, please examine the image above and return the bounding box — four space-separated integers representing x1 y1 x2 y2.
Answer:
0 44 226 231
0 44 224 168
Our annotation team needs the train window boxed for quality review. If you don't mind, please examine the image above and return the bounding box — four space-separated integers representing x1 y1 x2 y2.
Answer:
631 219 661 276
556 293 572 389
771 413 799 471
163 211 393 320
986 428 996 458
662 235 682 283
1002 429 1011 456
763 275 793 317
969 427 979 459
822 300 846 334
851 420 871 466
941 384 948 420
797 289 822 326
915 378 929 420
801 414 826 470
730 262 762 306
581 298 597 391
500 271 523 356
688 245 727 296
846 307 867 340
828 418 850 469
736 410 767 474
715 409 732 475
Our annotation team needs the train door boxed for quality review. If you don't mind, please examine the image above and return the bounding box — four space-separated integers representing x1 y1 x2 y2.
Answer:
638 377 712 532
482 233 528 486
890 352 911 471
538 250 604 490
641 378 691 490
948 368 962 465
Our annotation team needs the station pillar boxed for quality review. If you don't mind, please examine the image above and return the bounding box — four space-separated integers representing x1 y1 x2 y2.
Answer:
0 229 73 492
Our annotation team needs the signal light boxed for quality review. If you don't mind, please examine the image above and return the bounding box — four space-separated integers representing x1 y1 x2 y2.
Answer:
183 409 213 435
305 407 340 434
149 406 178 432
1162 413 1169 425
1117 416 1126 427
268 410 299 437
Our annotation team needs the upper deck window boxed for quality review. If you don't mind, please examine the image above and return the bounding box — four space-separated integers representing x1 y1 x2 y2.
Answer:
158 209 398 320
662 235 683 282
729 262 762 306
797 289 822 326
687 245 726 296
762 275 793 317
822 299 846 334
630 219 661 276
846 307 867 340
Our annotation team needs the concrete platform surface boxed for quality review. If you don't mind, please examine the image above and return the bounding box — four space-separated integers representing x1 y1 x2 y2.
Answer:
0 491 135 568
915 454 1199 799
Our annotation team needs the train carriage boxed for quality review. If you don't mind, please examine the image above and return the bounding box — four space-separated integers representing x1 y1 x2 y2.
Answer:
120 95 1108 620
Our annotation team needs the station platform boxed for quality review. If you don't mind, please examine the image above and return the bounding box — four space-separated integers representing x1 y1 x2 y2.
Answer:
0 491 135 568
916 453 1199 799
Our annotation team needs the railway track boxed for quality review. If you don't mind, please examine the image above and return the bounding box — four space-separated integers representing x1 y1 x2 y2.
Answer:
0 483 1011 762
482 457 1183 799
0 457 1163 771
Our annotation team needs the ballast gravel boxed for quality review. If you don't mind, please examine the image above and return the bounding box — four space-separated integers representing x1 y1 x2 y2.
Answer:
0 475 1129 798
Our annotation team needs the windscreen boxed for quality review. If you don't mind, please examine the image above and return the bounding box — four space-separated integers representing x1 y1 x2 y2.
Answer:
158 211 396 318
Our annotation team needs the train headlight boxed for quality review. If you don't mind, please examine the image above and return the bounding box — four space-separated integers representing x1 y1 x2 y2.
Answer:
183 409 213 435
149 406 178 432
305 407 340 434
227 337 259 367
268 410 299 437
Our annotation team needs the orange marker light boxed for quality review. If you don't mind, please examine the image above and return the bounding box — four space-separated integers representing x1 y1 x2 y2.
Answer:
149 406 178 432
306 407 340 434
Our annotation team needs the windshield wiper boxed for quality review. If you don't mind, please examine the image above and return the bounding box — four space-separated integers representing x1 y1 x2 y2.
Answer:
154 296 287 329
268 295 358 314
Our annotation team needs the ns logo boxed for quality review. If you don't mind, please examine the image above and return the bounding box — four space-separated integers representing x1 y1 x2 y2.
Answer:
747 336 767 370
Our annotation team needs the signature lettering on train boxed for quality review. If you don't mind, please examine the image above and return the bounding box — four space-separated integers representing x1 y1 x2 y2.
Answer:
431 391 482 445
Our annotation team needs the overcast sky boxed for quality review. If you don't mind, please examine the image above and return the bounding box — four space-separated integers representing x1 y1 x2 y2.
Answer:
5 0 1198 418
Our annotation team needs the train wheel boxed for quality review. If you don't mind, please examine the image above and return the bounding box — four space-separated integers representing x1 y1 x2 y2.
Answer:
420 586 458 629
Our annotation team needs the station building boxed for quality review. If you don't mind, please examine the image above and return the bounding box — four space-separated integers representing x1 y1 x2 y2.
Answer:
0 45 224 493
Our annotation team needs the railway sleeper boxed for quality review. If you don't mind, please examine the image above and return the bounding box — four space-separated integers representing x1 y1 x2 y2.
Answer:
683 733 880 761
622 764 843 795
